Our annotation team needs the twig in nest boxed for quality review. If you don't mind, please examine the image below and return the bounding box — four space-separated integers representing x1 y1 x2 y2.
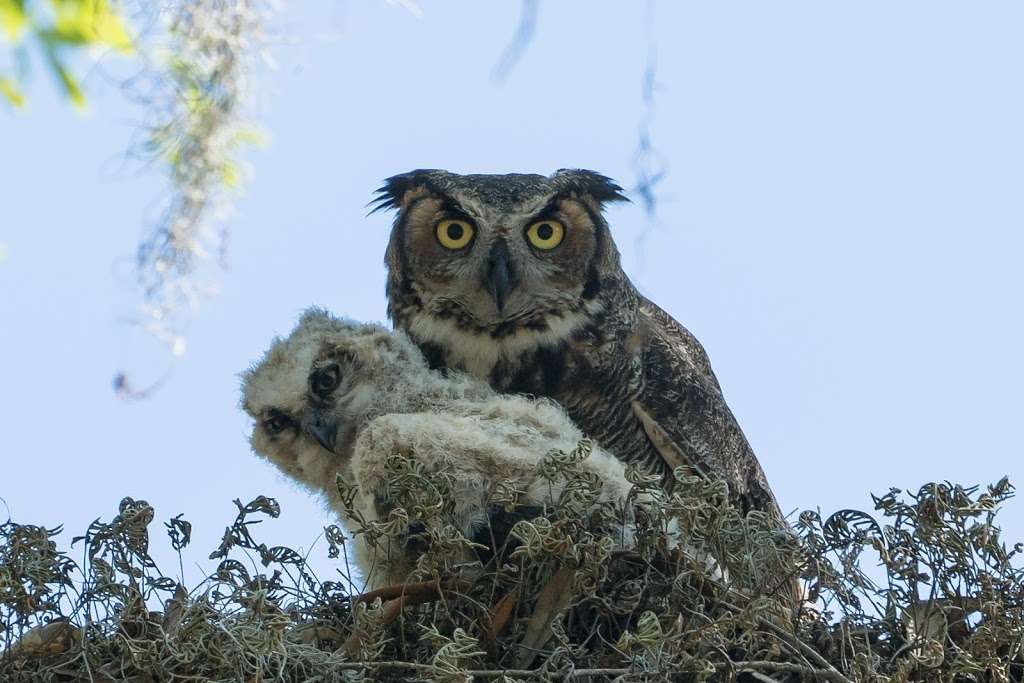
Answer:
352 578 444 605
340 578 454 657
516 566 578 668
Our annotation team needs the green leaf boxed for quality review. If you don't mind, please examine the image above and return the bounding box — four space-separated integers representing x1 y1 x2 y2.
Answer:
49 0 133 53
93 1 133 53
230 127 270 149
43 46 86 108
220 162 241 189
55 63 85 108
0 0 27 41
0 75 24 107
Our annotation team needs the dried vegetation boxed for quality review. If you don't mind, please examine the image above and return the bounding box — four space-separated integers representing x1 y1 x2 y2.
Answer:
2 449 1022 682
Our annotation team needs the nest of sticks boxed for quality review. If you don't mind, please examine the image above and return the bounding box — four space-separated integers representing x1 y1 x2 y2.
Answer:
2 446 1023 682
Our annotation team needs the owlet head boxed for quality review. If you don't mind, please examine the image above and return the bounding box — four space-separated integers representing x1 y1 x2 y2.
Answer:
240 308 425 477
239 311 327 478
374 169 628 331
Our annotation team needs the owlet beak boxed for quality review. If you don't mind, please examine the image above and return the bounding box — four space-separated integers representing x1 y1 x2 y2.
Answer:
304 416 339 454
484 239 516 313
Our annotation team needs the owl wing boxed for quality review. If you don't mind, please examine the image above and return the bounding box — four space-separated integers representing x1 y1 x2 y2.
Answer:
631 297 782 518
637 295 722 392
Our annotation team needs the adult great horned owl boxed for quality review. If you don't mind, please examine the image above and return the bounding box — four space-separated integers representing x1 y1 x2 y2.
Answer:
240 308 636 588
375 169 783 519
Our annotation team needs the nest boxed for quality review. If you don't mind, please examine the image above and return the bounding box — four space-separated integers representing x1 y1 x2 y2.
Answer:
2 446 1022 682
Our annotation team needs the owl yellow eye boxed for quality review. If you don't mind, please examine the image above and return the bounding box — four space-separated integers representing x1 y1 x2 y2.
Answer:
525 220 565 250
435 220 474 250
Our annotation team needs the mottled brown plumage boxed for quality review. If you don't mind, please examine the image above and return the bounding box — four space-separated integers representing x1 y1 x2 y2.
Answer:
376 169 783 519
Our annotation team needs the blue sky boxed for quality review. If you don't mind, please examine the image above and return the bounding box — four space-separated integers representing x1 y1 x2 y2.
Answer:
1 1 1022 585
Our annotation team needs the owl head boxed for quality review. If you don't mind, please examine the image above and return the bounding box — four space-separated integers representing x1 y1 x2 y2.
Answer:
239 308 429 488
374 169 629 338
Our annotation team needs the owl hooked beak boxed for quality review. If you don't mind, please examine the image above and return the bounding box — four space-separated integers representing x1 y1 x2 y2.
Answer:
303 414 338 454
483 239 517 313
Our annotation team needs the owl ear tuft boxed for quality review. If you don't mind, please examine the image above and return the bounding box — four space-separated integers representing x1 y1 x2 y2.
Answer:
369 169 442 215
553 169 629 206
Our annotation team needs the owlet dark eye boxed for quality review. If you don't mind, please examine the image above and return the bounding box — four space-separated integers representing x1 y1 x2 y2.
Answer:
311 364 341 397
263 411 291 435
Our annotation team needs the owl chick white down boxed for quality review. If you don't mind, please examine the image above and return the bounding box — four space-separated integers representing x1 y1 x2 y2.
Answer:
239 308 639 590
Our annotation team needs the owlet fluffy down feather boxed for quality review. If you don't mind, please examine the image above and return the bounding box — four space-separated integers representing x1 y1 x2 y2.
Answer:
375 169 783 520
239 308 640 589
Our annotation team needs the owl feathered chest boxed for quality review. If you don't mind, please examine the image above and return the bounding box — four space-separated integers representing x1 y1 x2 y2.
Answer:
396 296 671 480
388 276 668 477
388 282 637 396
